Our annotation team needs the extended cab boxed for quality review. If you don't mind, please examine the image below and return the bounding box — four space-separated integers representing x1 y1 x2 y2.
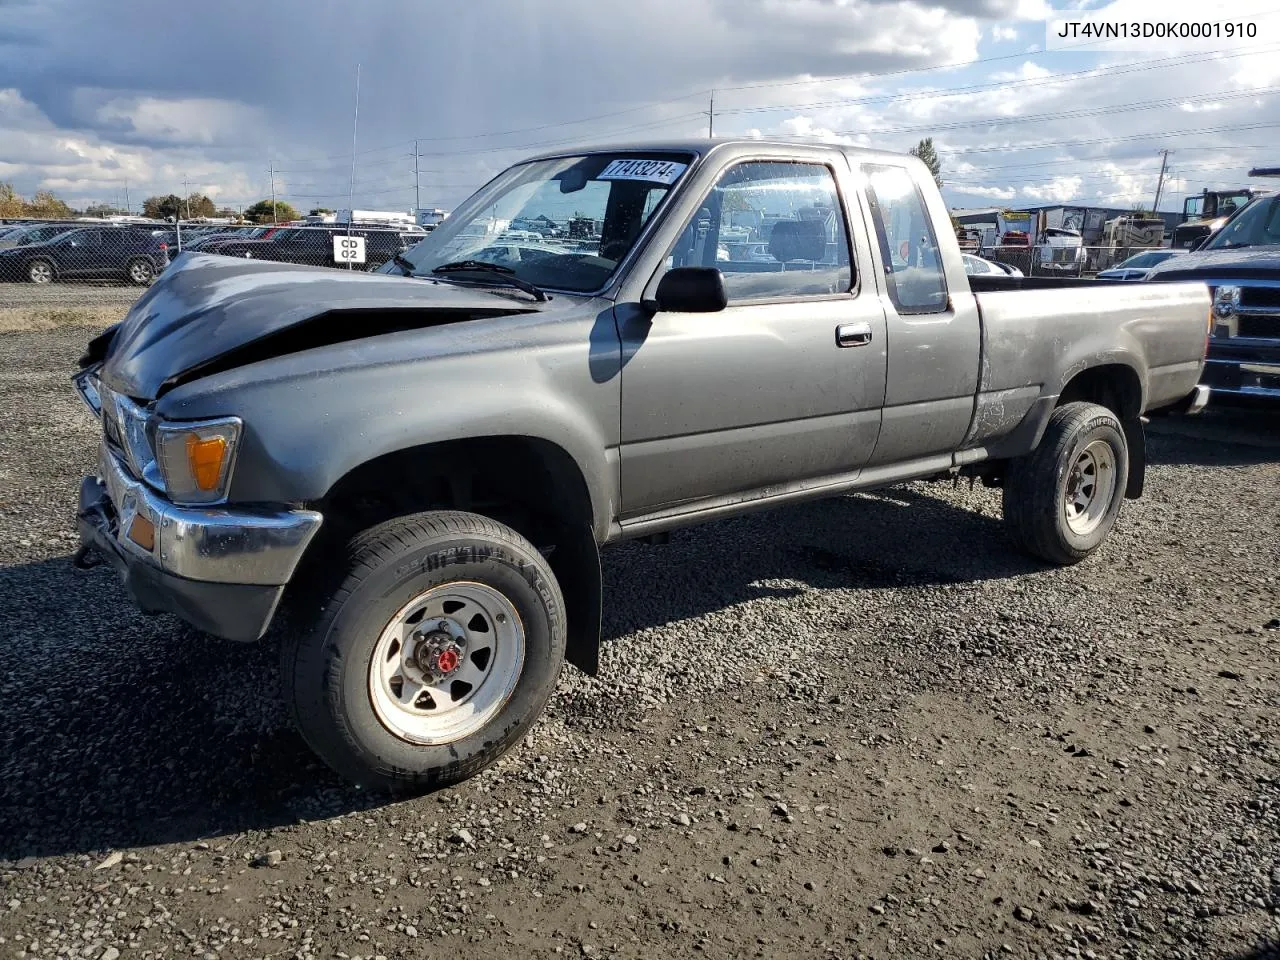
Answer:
72 139 1212 792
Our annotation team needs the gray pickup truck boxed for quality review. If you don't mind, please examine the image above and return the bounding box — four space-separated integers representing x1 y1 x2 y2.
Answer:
73 139 1211 792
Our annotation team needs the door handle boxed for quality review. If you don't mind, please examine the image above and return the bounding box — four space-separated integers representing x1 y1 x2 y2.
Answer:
835 321 873 347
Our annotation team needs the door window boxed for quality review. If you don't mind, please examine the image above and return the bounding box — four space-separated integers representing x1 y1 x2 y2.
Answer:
862 164 948 314
669 161 853 302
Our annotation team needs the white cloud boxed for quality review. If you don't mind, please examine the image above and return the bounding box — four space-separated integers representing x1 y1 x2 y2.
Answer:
1021 175 1084 202
991 25 1019 42
961 184 1018 200
93 95 265 146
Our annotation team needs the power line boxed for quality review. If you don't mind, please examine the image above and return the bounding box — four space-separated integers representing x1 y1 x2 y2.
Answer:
934 120 1280 156
714 45 1280 118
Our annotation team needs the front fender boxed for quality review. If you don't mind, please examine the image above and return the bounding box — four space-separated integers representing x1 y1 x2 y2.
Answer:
157 314 623 544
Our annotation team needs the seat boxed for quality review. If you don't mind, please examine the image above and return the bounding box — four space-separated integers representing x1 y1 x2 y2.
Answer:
768 219 827 267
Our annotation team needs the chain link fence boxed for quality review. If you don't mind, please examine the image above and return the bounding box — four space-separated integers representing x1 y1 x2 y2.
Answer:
0 219 431 310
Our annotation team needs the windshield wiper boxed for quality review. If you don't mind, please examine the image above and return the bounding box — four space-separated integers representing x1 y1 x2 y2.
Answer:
430 260 548 302
392 253 418 276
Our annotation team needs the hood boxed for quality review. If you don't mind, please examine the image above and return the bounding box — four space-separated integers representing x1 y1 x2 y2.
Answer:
1146 245 1280 281
98 252 543 400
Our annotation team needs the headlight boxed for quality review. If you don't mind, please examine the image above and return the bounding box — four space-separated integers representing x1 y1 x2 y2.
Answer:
72 365 102 418
154 417 242 504
1213 285 1240 318
100 387 158 482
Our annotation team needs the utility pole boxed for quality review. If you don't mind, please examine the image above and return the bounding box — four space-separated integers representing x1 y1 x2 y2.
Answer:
708 92 715 138
414 139 420 215
123 179 130 214
1151 149 1171 213
269 160 277 224
347 63 361 269
182 177 190 219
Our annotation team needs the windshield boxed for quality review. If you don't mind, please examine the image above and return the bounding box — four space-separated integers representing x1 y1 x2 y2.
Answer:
397 152 693 292
1204 195 1280 250
1116 251 1167 269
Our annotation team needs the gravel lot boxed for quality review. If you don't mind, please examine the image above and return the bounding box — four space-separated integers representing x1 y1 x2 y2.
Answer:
0 283 144 311
1 318 1277 960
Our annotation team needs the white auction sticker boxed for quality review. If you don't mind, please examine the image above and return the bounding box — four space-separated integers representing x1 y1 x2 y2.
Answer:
333 234 367 264
598 158 687 184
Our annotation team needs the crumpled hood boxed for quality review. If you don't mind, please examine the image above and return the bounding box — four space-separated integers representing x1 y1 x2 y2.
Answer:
98 252 541 399
1146 245 1280 281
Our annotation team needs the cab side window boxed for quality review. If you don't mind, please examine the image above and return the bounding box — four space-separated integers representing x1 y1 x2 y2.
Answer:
862 164 948 315
670 160 853 302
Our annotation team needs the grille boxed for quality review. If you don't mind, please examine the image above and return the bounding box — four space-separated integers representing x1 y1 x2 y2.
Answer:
1239 287 1280 309
1237 314 1280 339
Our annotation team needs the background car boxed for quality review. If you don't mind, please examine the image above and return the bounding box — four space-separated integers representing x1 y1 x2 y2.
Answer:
1096 248 1184 280
962 253 1024 278
0 222 83 250
0 226 170 285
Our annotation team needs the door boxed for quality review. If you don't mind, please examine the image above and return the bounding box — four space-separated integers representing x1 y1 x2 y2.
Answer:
858 162 981 465
618 158 887 517
58 230 103 277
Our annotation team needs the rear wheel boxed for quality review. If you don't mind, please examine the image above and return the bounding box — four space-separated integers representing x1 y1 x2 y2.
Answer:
126 257 155 286
27 259 53 284
283 510 566 793
1002 401 1129 565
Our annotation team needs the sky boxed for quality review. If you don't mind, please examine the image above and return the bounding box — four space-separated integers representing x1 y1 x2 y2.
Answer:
1 0 1278 216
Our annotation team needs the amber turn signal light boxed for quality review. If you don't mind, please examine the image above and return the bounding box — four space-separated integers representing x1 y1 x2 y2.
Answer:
127 513 155 551
185 434 229 491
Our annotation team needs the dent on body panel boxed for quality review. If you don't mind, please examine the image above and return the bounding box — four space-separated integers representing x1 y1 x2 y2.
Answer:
163 316 621 539
963 385 1042 447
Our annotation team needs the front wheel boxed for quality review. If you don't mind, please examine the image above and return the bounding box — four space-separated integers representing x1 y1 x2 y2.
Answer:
27 259 54 284
126 257 155 286
1002 401 1129 565
283 510 567 793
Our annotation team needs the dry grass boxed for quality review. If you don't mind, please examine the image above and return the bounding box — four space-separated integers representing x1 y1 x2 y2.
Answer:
0 306 125 334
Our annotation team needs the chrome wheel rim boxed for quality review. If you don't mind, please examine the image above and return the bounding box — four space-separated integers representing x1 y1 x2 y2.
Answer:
29 261 51 283
1064 439 1117 536
368 581 525 745
129 260 152 283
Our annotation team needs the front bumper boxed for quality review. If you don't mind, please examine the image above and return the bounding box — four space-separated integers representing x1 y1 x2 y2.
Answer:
1202 340 1280 401
76 446 323 641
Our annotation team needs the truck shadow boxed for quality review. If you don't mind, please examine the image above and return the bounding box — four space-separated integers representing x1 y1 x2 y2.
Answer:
0 487 1038 863
1146 409 1279 467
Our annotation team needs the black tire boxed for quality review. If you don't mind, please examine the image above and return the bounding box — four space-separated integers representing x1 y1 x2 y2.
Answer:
283 510 567 794
126 257 155 286
1002 401 1129 565
26 258 54 284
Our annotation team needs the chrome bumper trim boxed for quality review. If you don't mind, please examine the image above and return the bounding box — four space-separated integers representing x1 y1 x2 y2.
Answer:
1185 384 1211 415
94 444 322 585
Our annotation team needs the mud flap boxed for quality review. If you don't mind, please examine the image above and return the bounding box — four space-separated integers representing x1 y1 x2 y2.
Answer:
1123 417 1146 499
548 523 602 676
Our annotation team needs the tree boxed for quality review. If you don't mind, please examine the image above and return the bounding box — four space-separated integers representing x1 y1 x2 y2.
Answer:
84 203 126 218
142 194 183 220
25 190 73 219
0 182 23 219
244 198 299 224
185 194 217 219
308 207 334 216
909 138 943 189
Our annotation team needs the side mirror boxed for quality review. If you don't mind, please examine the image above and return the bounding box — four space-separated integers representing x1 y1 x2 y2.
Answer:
649 266 727 313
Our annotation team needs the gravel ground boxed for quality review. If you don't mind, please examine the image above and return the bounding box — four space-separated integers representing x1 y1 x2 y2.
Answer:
0 283 144 311
1 321 1277 960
